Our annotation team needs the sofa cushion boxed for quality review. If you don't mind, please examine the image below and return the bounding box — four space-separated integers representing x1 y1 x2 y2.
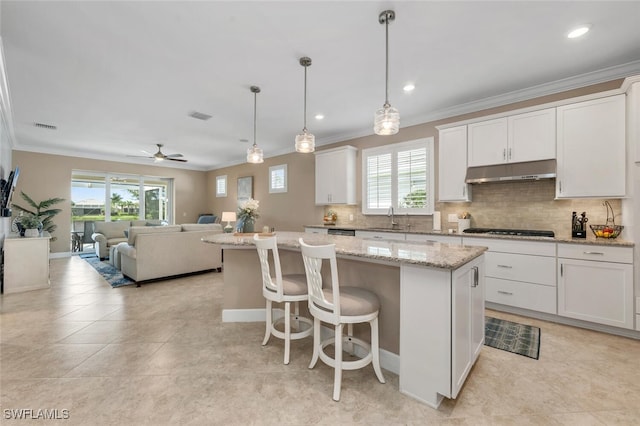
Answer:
127 225 182 246
94 221 131 239
181 223 223 232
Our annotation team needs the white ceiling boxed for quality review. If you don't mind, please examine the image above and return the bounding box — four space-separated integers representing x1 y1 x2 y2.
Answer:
2 1 640 171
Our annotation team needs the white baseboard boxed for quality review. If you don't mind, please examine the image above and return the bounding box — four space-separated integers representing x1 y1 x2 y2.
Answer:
221 308 400 374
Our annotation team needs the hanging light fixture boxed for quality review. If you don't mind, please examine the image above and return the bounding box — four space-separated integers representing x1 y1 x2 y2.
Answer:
246 85 264 164
295 57 315 153
374 10 399 136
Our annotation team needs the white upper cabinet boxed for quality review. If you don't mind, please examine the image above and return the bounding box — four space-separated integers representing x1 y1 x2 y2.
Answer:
315 145 357 205
467 108 556 167
438 125 471 202
556 95 625 198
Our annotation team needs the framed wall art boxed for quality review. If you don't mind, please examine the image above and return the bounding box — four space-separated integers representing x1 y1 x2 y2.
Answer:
237 176 253 202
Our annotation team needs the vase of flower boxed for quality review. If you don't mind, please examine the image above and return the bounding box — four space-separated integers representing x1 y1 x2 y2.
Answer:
243 218 255 233
237 198 260 233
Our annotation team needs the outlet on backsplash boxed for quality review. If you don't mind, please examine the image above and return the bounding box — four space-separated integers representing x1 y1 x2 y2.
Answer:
447 214 458 223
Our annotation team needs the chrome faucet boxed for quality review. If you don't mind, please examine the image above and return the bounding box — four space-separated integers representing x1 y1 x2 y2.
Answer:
388 206 398 228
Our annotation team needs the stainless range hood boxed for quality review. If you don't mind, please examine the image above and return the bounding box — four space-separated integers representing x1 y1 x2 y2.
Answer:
465 159 556 184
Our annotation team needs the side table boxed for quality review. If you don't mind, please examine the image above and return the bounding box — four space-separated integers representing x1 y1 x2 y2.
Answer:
3 232 51 294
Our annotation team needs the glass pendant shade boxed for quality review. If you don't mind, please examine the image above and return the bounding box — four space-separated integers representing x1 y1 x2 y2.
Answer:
295 129 315 153
246 144 263 163
374 104 400 135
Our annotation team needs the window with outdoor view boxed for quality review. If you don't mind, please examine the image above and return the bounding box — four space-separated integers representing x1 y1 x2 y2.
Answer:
362 138 434 215
71 171 173 248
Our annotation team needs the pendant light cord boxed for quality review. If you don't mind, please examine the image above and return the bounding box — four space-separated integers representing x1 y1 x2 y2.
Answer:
303 64 308 131
253 90 257 148
384 15 390 107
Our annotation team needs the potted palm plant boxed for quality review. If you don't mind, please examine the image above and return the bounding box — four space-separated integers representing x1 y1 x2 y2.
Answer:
12 191 65 241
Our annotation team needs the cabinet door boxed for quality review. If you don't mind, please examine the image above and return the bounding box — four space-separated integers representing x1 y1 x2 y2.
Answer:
470 261 485 363
508 108 556 163
315 146 356 205
556 95 625 198
438 126 471 201
558 258 634 329
451 261 473 398
467 118 508 167
451 257 484 398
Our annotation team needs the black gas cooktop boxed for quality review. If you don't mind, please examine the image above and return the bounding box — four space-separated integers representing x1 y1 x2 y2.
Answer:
463 228 555 238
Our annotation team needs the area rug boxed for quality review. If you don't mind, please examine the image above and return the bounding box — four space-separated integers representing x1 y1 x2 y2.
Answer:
82 256 135 288
485 316 540 360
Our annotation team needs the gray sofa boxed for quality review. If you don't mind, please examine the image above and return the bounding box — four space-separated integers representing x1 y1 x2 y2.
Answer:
91 220 164 259
116 223 223 283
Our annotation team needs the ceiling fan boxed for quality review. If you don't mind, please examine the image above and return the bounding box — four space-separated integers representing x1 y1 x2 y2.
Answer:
130 144 187 163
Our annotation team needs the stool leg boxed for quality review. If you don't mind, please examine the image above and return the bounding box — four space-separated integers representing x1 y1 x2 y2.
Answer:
371 317 385 384
262 300 272 346
284 301 291 365
309 317 321 369
333 323 344 401
346 323 354 355
293 301 300 330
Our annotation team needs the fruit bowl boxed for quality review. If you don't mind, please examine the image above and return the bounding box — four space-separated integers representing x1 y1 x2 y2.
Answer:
590 224 623 239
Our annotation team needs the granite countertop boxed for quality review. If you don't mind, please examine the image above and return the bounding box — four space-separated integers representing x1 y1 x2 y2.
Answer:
303 224 634 247
203 231 487 270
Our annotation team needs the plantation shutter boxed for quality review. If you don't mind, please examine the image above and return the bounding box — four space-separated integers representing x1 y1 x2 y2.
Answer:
366 153 392 209
397 147 427 209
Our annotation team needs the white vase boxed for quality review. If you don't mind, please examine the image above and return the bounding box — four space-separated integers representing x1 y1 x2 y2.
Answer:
24 228 39 238
458 219 471 233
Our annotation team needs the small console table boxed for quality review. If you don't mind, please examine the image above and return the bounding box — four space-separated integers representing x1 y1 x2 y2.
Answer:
3 232 51 294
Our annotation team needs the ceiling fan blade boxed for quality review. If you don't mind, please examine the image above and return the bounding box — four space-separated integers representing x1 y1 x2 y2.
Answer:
165 153 184 158
166 157 188 163
126 155 154 159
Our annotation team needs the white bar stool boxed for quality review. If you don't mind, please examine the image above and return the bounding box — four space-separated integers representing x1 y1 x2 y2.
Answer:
254 234 313 364
299 238 385 401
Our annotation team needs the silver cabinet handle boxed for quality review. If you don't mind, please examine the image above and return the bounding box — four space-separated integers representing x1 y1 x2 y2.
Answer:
583 251 605 255
503 148 506 160
497 290 513 295
472 266 479 288
559 181 562 193
508 147 512 160
373 236 383 239
497 264 513 269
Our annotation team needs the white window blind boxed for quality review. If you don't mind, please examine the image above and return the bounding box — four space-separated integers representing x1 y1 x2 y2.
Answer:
216 175 227 197
362 138 434 215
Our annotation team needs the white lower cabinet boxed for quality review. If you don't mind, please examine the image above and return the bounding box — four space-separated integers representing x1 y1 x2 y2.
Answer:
636 297 640 331
463 237 557 314
558 243 634 329
400 255 484 407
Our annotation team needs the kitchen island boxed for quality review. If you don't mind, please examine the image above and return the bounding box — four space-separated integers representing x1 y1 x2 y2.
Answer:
203 231 487 408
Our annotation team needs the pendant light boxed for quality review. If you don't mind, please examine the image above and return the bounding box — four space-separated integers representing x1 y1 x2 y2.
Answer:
295 57 315 153
374 10 399 136
246 85 264 164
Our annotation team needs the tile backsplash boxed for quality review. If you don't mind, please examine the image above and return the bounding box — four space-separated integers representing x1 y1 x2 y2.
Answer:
324 180 622 238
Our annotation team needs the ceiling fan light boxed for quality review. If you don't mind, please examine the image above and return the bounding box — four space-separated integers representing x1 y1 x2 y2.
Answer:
295 130 315 153
246 145 264 164
374 104 400 135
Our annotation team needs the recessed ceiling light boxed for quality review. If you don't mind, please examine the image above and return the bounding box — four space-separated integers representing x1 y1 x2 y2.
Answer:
403 83 415 92
567 25 591 39
315 114 325 120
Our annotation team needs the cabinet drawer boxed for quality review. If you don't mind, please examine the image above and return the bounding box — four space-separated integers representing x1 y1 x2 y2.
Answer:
463 237 555 256
485 252 556 286
305 227 328 235
486 277 556 314
355 231 405 241
557 243 632 264
405 233 462 245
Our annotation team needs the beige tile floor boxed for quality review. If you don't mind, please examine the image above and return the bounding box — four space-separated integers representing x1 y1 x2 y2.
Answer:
2 256 640 425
